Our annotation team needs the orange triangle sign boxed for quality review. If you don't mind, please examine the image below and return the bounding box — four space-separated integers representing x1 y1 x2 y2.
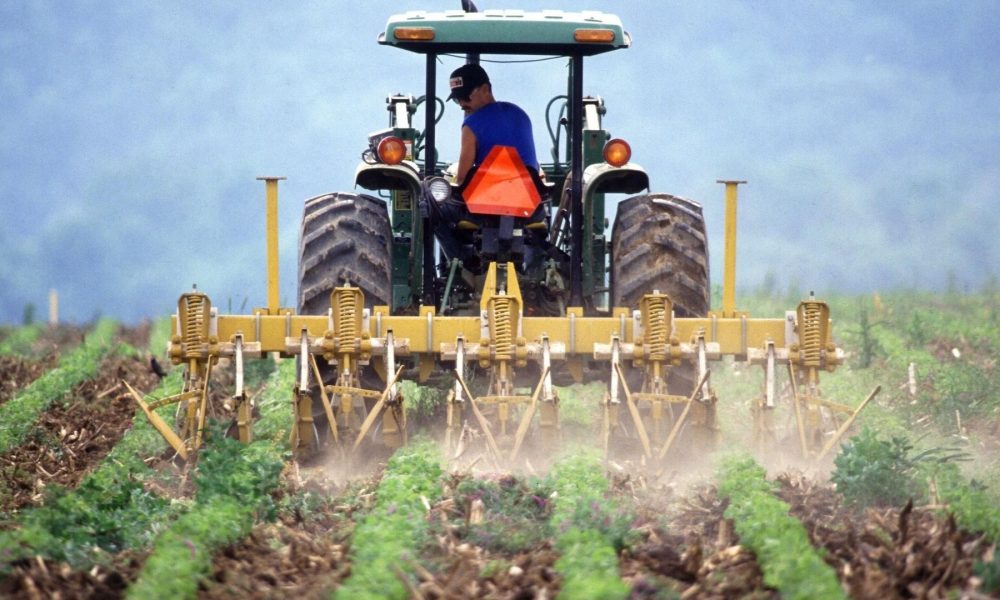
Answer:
463 146 542 217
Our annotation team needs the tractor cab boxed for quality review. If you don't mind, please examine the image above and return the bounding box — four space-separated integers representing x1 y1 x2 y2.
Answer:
354 6 651 315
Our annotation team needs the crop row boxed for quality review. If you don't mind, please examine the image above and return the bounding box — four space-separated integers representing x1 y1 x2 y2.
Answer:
1 322 295 593
0 319 178 567
3 311 997 597
0 324 43 356
0 319 118 454
334 441 444 599
717 455 844 600
126 358 295 598
547 452 630 600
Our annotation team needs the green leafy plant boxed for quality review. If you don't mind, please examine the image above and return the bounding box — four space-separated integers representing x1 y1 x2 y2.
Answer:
335 441 444 600
931 361 998 426
398 379 446 421
849 302 883 368
934 465 1000 543
547 451 631 600
252 359 296 441
974 553 1000 595
717 455 844 600
126 435 285 600
0 467 177 569
831 427 923 506
832 427 968 507
0 324 42 356
126 353 298 599
453 474 553 553
0 367 186 571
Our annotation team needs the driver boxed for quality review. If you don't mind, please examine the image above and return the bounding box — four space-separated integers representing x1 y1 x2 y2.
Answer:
447 63 539 185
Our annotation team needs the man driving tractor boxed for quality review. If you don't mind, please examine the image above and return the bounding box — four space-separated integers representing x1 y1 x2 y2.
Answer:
429 62 549 271
447 63 539 185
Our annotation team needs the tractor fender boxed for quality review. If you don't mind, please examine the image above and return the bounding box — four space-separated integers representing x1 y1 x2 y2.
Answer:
354 160 422 195
580 162 650 199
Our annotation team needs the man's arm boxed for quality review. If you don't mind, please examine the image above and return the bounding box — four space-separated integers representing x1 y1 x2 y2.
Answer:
455 125 477 185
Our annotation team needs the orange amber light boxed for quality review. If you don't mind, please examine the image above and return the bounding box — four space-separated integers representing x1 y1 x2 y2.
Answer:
378 136 407 165
603 138 631 167
574 28 616 43
394 27 435 41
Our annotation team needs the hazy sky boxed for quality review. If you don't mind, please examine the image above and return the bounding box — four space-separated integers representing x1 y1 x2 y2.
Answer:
2 1 998 324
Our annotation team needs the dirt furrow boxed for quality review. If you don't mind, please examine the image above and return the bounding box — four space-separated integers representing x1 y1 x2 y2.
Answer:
0 353 161 513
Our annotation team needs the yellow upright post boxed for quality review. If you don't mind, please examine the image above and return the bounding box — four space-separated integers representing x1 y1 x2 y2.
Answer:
257 177 286 314
717 180 746 317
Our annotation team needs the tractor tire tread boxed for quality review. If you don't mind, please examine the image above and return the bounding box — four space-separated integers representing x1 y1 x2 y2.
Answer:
298 192 392 316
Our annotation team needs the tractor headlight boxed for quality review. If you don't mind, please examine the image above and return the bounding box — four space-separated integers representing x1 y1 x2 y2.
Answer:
426 177 453 202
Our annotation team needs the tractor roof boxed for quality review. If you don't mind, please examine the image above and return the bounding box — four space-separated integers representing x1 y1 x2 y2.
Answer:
379 9 630 56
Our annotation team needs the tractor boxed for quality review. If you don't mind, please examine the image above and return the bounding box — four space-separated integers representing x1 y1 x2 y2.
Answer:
132 4 871 469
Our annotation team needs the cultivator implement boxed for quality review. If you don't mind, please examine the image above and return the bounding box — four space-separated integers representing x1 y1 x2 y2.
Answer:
129 178 874 467
138 269 852 465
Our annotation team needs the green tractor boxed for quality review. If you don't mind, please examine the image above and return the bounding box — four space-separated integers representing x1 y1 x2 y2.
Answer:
295 6 710 453
298 4 708 378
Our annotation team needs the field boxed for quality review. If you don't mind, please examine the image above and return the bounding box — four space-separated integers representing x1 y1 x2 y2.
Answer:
1 290 999 599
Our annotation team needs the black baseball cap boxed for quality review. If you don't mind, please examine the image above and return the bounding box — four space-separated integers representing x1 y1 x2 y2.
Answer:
447 63 490 101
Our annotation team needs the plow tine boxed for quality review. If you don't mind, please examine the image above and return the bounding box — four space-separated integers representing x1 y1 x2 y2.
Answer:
452 370 503 465
193 357 213 451
613 362 652 460
309 353 340 445
352 365 405 453
815 385 881 462
656 370 710 464
510 366 551 463
787 363 809 458
602 393 611 461
124 380 188 461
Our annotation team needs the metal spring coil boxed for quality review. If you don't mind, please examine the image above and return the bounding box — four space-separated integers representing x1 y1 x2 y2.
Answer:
490 296 513 361
800 302 823 367
336 292 357 348
183 294 206 359
646 297 669 359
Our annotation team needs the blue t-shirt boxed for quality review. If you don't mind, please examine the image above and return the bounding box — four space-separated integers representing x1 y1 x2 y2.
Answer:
463 101 538 170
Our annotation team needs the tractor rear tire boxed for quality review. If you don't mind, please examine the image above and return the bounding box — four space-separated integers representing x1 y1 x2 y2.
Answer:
298 192 392 313
297 192 393 452
611 193 709 317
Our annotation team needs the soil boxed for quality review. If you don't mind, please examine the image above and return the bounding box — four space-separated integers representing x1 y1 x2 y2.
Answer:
0 355 59 407
0 342 161 513
0 552 145 600
776 472 992 599
1 326 997 599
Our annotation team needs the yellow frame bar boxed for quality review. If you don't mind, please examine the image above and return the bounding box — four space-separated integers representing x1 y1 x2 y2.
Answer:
175 309 798 359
